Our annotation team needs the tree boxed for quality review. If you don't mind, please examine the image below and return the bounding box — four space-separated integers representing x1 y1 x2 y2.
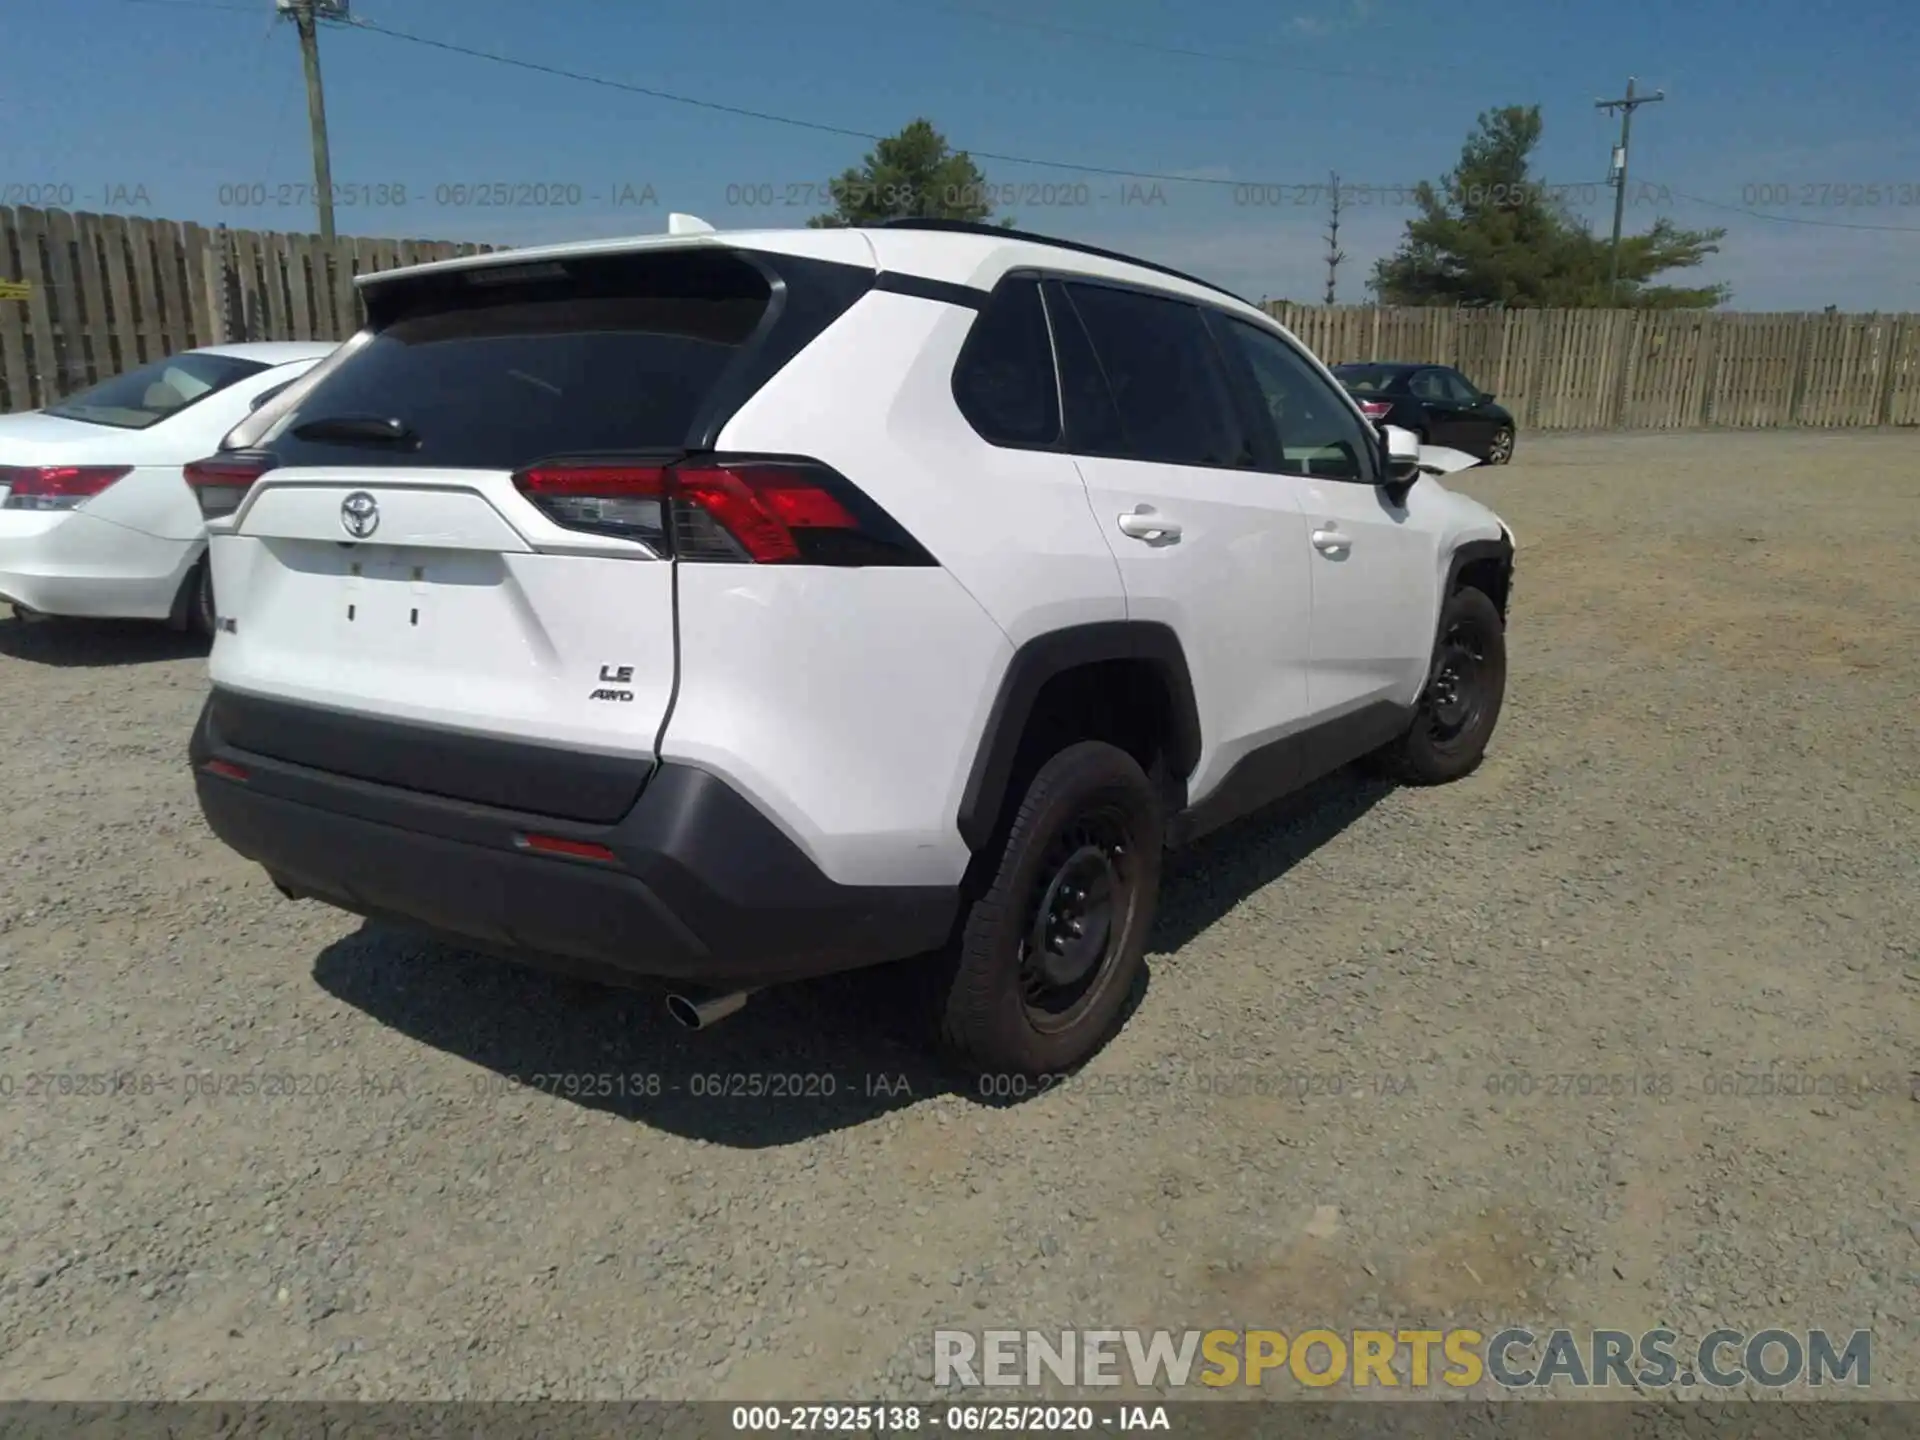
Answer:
808 119 1014 229
1370 105 1729 308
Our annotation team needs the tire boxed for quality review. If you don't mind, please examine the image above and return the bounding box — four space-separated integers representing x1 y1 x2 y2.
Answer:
189 557 217 639
1377 585 1507 786
933 740 1164 1079
1487 425 1515 465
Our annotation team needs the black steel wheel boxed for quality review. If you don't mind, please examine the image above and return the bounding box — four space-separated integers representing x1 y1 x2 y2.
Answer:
1017 805 1139 1033
1376 586 1507 785
934 741 1163 1078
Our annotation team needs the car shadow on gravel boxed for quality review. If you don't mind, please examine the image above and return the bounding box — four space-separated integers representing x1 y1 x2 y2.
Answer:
312 923 960 1146
0 615 209 666
1149 765 1397 955
309 766 1395 1147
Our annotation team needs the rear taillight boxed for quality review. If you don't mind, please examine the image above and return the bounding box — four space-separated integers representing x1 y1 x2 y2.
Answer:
671 463 857 562
511 455 933 566
184 452 278 520
0 465 133 511
1358 400 1393 421
511 462 671 551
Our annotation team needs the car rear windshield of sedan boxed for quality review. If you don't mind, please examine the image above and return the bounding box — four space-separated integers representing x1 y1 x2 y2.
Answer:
255 248 774 471
44 352 270 430
1330 365 1403 393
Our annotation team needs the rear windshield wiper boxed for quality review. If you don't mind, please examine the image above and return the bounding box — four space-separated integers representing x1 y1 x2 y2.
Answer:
291 414 422 448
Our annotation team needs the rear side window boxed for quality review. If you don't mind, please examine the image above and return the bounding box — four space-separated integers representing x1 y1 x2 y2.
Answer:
1060 282 1250 468
45 352 268 430
258 250 775 470
1044 281 1127 456
952 277 1060 447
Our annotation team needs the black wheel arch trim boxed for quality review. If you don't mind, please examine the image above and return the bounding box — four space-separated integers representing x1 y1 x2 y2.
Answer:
1444 535 1515 620
957 621 1202 853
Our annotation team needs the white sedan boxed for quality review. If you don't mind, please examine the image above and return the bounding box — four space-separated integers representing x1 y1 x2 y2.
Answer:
0 341 336 635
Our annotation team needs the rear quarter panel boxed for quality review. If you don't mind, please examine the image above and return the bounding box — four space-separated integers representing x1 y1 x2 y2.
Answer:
692 287 1128 886
665 563 1012 888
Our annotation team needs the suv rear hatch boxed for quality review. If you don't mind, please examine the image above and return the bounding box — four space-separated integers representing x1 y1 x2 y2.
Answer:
195 242 876 822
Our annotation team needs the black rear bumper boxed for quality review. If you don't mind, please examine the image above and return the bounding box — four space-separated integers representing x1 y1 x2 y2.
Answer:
189 692 958 987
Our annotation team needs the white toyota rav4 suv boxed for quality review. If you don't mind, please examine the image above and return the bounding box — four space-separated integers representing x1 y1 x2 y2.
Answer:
187 217 1515 1076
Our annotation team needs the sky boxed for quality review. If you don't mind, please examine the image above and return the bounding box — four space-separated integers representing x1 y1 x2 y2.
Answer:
4 0 1917 310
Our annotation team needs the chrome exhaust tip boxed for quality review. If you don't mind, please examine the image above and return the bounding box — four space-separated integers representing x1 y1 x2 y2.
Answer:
665 988 754 1031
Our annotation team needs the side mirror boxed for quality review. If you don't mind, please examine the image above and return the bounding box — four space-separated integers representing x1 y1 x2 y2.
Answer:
1478 390 1496 405
1379 423 1421 484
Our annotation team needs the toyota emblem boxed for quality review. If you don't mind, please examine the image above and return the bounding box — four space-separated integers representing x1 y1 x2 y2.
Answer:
340 491 379 540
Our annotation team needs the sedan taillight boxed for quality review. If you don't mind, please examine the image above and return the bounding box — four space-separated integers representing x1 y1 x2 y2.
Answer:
0 465 134 511
1357 400 1393 421
184 452 278 520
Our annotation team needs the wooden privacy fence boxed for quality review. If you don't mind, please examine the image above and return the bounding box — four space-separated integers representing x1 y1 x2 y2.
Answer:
5 204 1919 429
1264 302 1920 430
0 205 496 413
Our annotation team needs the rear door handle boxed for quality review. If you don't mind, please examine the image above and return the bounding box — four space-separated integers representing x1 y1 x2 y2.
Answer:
1118 508 1181 542
1311 527 1351 555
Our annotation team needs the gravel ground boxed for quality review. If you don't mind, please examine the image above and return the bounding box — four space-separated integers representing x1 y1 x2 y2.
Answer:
0 429 1914 1402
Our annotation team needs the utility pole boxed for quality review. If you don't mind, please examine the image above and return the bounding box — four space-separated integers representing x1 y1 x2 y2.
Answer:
1323 171 1347 306
277 0 348 243
1595 77 1663 304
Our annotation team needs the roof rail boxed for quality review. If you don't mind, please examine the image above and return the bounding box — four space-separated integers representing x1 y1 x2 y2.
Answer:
872 218 1255 308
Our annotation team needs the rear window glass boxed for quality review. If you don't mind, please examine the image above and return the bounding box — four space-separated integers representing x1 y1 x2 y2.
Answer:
44 352 268 430
259 250 773 470
1331 364 1401 393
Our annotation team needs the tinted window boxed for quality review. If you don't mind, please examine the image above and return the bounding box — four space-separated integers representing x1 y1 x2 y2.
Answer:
44 352 269 430
1223 320 1372 481
1441 369 1482 404
952 277 1060 447
259 250 772 470
1408 369 1449 401
1062 283 1250 468
1043 282 1126 455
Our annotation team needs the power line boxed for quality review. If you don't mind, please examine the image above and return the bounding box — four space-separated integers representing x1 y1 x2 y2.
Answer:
95 2 1920 236
1650 183 1920 235
347 17 885 144
341 18 1582 196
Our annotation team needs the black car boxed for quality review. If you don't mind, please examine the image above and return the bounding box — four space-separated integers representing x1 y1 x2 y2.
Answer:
1330 362 1516 465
